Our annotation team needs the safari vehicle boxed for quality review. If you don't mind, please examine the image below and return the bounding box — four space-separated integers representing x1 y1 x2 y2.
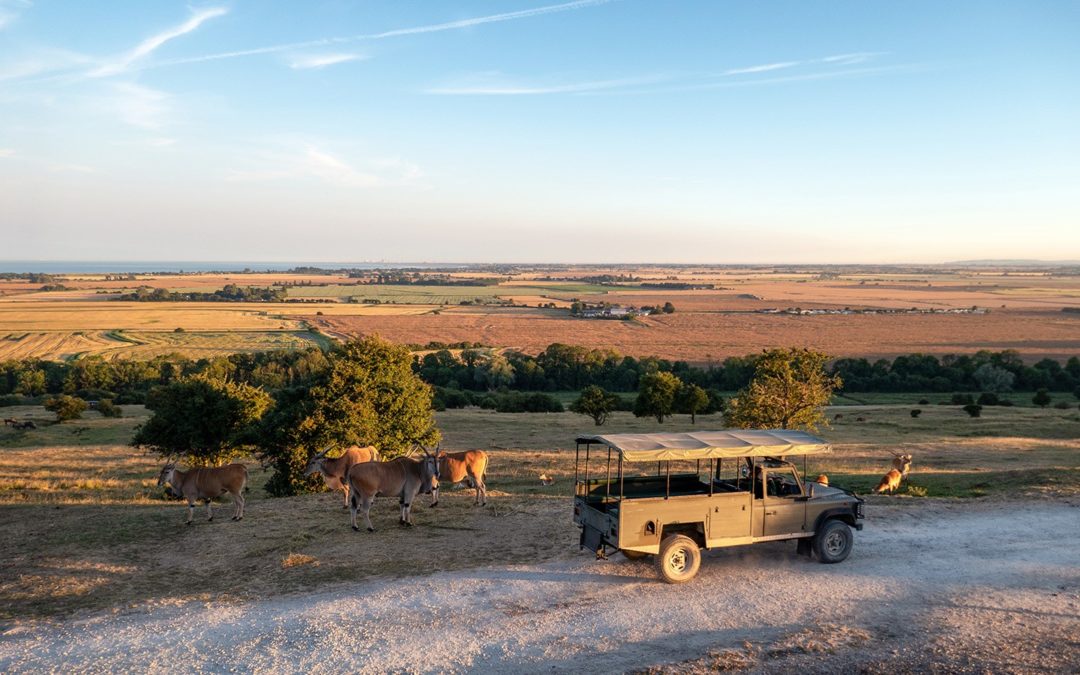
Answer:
573 430 864 583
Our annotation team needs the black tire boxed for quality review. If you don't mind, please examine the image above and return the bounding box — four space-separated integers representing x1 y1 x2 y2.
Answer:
622 549 649 560
813 519 853 564
656 534 701 583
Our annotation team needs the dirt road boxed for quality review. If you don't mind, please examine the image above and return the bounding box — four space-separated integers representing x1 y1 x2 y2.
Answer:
2 500 1078 673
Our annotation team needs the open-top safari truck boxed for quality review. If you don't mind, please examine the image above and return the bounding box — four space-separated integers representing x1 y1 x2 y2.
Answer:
573 430 865 583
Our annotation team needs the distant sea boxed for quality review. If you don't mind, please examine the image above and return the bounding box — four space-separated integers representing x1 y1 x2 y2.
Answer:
0 261 468 274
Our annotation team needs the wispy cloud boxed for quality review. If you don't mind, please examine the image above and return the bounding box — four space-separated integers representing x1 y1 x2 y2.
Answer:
427 72 665 95
0 0 32 32
289 53 366 70
821 52 886 66
89 6 228 77
226 146 422 188
147 0 614 70
723 61 800 76
0 148 15 158
98 82 171 129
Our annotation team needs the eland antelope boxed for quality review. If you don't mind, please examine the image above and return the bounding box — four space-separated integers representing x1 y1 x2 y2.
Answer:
430 447 489 507
157 462 248 525
873 469 903 495
304 445 380 508
891 453 913 478
346 447 439 532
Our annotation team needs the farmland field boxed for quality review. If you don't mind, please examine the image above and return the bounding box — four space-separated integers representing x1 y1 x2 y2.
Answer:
2 266 1080 361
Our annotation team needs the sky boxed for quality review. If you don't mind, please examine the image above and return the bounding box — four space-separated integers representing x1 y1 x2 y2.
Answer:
1 0 1078 264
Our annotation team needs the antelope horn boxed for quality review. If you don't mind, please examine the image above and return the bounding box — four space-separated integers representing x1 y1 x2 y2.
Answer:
313 445 334 459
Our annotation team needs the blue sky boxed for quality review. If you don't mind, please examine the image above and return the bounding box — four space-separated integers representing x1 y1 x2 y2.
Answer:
1 0 1078 263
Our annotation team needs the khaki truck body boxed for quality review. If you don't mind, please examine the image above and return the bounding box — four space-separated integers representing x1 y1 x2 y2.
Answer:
573 430 865 582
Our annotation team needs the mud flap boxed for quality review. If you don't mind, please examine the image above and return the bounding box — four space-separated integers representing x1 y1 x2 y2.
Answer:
580 525 604 555
796 537 813 557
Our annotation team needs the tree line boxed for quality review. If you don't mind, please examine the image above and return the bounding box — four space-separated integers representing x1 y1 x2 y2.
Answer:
3 346 1079 407
114 284 287 302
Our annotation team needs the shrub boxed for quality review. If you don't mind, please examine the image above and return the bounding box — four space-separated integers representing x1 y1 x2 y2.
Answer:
910 409 921 418
174 327 185 333
0 394 25 407
75 388 118 401
97 399 122 418
976 392 999 406
44 394 88 421
962 403 982 418
1032 389 1052 408
571 385 620 426
997 399 1015 407
1053 400 1072 410
918 398 930 405
493 392 564 413
951 393 974 406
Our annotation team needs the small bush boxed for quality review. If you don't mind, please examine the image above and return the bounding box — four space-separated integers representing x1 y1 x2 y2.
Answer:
951 393 974 406
1032 389 1051 408
1053 400 1072 410
904 484 928 497
997 399 1015 407
910 409 922 418
918 398 930 405
44 394 88 421
174 327 185 333
0 394 25 407
962 403 983 418
97 399 122 418
976 392 999 406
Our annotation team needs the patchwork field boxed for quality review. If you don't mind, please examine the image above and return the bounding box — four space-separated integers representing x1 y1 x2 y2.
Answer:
2 266 1079 361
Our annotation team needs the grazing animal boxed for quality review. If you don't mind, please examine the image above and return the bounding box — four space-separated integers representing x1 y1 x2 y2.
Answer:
539 473 555 486
873 469 903 495
891 453 913 478
11 420 36 430
430 448 489 507
304 445 380 508
833 414 843 421
855 416 866 422
3 418 17 427
346 448 440 532
814 474 829 487
157 462 248 525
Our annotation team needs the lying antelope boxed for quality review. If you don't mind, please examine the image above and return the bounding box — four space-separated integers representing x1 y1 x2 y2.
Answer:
430 447 489 507
304 445 380 508
346 447 439 532
157 462 248 525
873 469 903 495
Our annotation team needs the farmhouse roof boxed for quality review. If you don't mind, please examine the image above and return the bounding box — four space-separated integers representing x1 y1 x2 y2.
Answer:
575 429 830 462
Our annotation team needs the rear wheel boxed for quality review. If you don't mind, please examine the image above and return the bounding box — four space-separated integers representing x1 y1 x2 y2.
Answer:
656 534 701 583
813 519 853 563
621 549 648 560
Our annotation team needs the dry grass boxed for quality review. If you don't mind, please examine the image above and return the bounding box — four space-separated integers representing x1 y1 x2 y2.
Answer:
0 404 1078 623
0 330 328 361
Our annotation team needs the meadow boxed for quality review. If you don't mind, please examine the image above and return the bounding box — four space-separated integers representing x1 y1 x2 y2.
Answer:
1 402 1077 622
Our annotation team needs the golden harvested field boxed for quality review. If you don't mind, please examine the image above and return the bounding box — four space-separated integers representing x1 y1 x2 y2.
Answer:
2 267 1079 361
316 306 1080 362
0 404 1077 621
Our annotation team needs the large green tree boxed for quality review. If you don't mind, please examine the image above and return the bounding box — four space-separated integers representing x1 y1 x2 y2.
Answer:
676 383 710 424
571 385 620 426
132 376 272 466
725 348 841 431
259 336 440 496
634 371 683 423
44 394 88 421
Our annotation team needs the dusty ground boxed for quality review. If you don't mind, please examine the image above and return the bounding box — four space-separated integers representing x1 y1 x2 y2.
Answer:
0 500 1077 673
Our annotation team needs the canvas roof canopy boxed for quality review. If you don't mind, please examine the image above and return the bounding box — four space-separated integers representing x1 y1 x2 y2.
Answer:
575 429 831 462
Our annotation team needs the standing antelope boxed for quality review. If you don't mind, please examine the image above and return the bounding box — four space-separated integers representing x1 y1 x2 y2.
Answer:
157 462 248 525
430 447 489 507
346 447 439 532
304 445 380 508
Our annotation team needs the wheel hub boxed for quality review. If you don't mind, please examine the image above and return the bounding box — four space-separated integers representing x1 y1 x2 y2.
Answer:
668 548 687 573
825 532 845 556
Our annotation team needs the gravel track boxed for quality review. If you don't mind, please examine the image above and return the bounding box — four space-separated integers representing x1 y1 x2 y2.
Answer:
2 500 1078 673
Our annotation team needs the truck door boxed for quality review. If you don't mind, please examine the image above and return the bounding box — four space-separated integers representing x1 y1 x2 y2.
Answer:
756 466 807 538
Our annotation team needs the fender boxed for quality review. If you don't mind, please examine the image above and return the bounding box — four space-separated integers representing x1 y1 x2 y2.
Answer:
812 506 862 533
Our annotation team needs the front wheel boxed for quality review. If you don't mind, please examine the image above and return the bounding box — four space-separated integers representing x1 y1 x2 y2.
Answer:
813 519 853 563
656 534 701 583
